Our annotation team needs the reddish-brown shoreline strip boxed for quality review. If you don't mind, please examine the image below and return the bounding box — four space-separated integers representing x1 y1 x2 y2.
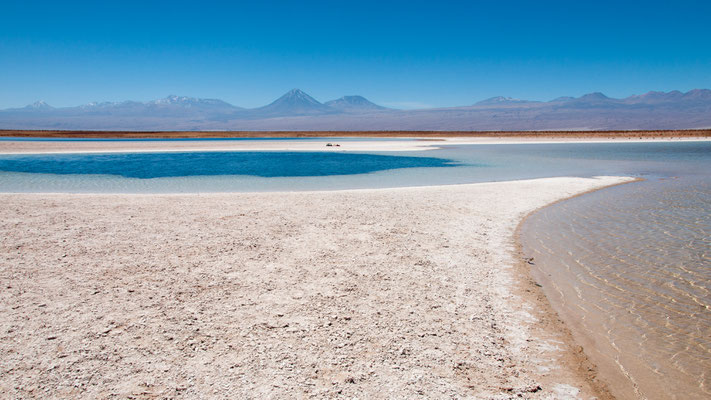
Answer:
1 129 709 139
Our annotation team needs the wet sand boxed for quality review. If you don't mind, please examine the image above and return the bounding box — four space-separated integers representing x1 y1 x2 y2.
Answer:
0 176 633 398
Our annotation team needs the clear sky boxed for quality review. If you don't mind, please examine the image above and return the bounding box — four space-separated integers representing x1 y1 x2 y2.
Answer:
1 0 710 109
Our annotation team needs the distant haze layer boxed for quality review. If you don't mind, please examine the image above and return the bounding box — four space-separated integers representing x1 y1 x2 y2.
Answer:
1 89 710 131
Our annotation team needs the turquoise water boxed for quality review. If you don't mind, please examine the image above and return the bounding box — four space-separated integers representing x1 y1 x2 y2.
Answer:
0 141 709 192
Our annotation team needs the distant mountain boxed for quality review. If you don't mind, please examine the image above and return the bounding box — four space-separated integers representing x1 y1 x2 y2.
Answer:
1 89 709 131
253 89 333 116
679 88 711 101
555 92 619 109
619 89 711 105
5 100 55 112
475 96 537 106
26 100 54 111
78 95 241 117
149 95 240 109
624 90 685 104
549 96 575 103
579 92 610 101
325 95 387 112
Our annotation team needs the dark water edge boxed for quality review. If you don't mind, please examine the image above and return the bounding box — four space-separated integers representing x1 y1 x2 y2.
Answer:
520 177 710 400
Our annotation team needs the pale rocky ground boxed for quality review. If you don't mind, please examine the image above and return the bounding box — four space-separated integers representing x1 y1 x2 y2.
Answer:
0 177 630 398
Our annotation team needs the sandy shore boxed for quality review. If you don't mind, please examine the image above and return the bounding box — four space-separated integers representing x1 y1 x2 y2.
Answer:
0 176 632 398
0 139 435 154
1 136 709 154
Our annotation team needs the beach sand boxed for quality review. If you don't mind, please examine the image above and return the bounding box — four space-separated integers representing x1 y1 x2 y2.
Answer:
0 176 632 398
0 139 435 154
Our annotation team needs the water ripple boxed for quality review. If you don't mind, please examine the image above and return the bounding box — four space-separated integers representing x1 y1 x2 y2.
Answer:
522 176 711 400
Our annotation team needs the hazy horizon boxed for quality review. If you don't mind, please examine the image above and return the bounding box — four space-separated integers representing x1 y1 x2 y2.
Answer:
3 87 710 131
7 87 711 111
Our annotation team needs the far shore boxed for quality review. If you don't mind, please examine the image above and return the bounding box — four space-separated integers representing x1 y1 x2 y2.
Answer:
1 128 710 139
1 131 710 154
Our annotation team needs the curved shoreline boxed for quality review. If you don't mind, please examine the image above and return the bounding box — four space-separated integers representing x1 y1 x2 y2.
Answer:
513 177 643 400
0 176 634 398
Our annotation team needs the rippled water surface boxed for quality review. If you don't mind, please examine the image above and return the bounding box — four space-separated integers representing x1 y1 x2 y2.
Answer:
522 175 710 399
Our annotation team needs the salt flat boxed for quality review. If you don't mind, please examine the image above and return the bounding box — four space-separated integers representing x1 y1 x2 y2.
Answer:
0 177 633 398
0 136 708 155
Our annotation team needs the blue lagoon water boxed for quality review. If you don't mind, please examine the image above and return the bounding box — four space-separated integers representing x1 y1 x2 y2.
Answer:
0 151 458 179
0 141 708 193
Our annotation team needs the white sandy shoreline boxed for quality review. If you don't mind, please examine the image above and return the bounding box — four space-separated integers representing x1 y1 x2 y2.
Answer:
0 176 633 398
0 176 633 196
0 136 708 154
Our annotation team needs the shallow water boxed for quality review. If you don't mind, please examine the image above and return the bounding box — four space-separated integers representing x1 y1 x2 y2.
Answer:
521 176 710 399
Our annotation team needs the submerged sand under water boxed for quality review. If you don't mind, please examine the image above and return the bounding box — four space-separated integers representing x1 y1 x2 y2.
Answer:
0 177 629 398
522 176 710 400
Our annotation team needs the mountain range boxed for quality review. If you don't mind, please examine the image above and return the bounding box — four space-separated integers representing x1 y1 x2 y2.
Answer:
1 89 710 131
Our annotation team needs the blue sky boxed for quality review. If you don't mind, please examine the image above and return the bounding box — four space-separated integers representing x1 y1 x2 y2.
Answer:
1 0 710 109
